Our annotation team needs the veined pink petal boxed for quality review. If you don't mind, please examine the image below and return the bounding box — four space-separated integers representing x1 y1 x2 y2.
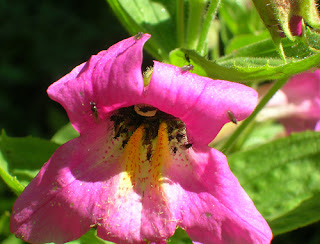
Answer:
47 34 149 133
11 122 177 244
10 122 116 243
143 61 258 145
161 145 272 244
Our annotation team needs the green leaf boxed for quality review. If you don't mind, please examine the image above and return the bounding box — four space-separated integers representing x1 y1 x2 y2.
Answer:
219 0 265 37
228 131 320 235
0 131 59 185
168 228 192 244
268 192 320 235
0 151 24 195
106 0 176 61
170 47 320 82
1 234 24 244
79 229 114 244
0 211 10 235
225 31 270 54
51 123 79 145
170 28 320 82
221 29 320 60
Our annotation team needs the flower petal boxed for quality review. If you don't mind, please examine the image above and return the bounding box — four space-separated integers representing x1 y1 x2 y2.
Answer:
47 34 150 133
279 117 320 134
282 70 320 118
161 146 272 244
315 120 320 131
10 123 117 243
11 122 177 244
143 62 258 145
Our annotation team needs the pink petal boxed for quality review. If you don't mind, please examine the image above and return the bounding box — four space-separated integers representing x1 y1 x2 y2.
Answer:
10 123 114 243
47 34 150 133
279 117 320 134
315 120 320 131
282 70 320 104
143 62 258 145
281 70 320 117
289 15 303 37
161 145 272 244
11 123 176 243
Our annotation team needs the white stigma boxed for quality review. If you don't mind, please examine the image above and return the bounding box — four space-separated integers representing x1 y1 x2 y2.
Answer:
134 104 158 117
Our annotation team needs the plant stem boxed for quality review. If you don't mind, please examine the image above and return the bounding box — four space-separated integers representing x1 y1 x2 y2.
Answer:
177 0 185 48
196 0 220 55
186 0 205 50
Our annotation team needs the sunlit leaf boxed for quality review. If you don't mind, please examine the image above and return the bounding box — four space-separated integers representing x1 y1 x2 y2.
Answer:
0 131 59 186
106 0 176 61
228 131 320 235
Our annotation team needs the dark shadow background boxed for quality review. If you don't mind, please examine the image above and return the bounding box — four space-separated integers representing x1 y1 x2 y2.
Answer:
0 0 128 138
0 0 319 243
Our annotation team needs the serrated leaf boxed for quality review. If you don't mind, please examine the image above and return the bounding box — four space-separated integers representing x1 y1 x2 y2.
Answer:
106 0 176 61
170 29 320 82
221 29 319 60
228 131 320 235
0 131 59 184
51 123 79 145
170 47 320 82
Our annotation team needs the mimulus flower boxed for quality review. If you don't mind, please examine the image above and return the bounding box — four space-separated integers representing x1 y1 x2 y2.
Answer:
259 70 320 134
10 34 272 244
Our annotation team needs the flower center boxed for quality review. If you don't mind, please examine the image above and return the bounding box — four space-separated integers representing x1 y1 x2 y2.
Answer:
110 105 189 150
110 105 192 197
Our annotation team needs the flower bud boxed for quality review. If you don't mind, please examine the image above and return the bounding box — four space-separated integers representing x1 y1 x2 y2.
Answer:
252 0 320 40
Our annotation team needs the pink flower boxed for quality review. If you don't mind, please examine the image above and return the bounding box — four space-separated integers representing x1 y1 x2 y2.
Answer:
260 70 320 134
10 34 272 244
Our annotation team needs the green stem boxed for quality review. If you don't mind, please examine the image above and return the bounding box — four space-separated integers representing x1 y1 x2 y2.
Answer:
177 0 185 48
221 77 288 154
186 0 205 50
196 0 221 55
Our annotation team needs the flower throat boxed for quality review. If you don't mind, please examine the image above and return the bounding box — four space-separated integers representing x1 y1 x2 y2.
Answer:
110 104 191 157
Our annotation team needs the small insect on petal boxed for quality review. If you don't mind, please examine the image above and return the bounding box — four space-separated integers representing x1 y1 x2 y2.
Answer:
134 32 144 40
227 110 238 124
90 102 99 119
181 64 194 72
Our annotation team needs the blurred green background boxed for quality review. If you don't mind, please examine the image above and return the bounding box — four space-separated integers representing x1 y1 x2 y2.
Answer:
0 0 319 243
